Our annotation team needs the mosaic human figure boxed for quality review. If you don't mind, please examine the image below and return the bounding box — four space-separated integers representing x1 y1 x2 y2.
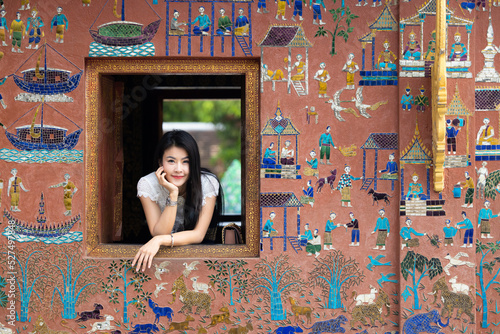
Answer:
355 0 368 7
275 0 290 20
299 223 312 250
478 200 498 239
342 53 359 89
25 7 43 50
304 149 318 178
449 32 468 61
301 179 314 207
372 208 389 250
216 8 232 35
443 219 457 247
8 168 28 212
336 165 363 207
309 0 326 25
307 228 321 257
82 0 91 6
263 142 277 164
191 6 211 36
476 118 495 145
400 217 426 250
343 212 360 246
378 153 398 179
234 8 249 36
291 0 303 21
446 119 461 154
424 30 436 60
291 54 305 81
263 211 278 236
403 31 421 60
456 177 476 208
49 173 78 216
314 62 330 98
262 63 284 81
10 11 24 53
377 40 397 70
406 172 427 200
280 140 295 165
19 0 30 11
477 0 486 11
372 0 383 7
256 0 270 13
475 161 488 199
319 126 336 165
0 9 8 46
170 10 186 35
51 6 68 43
401 85 414 111
456 211 473 247
414 86 429 112
324 211 339 250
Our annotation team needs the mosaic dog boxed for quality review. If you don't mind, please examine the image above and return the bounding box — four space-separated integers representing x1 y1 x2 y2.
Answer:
170 275 212 317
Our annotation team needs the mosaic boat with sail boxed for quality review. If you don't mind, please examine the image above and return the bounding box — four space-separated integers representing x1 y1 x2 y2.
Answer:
2 100 82 151
12 43 82 95
89 0 161 47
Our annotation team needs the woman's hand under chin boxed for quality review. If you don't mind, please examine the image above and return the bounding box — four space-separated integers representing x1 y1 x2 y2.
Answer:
132 235 163 272
156 167 179 195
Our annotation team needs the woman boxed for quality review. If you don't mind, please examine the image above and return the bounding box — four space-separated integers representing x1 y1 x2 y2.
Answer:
133 130 222 272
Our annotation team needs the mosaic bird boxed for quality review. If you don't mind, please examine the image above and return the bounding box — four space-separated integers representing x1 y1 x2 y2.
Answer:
154 261 171 280
183 260 200 277
367 255 392 271
326 88 359 122
153 282 169 298
377 272 398 287
352 86 388 119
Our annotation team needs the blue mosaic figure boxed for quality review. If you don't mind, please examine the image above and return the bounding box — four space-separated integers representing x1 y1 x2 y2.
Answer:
336 165 362 207
304 149 318 177
478 200 498 239
234 8 249 36
291 0 303 21
401 84 414 111
343 212 360 246
443 219 457 247
300 179 315 207
263 211 278 237
460 0 475 13
192 6 211 36
402 310 450 334
25 7 43 49
263 142 277 164
400 217 426 250
256 0 270 13
456 211 473 247
372 208 390 250
299 222 313 248
378 153 398 179
309 0 326 25
323 212 339 250
0 75 6 109
0 9 9 47
50 6 68 44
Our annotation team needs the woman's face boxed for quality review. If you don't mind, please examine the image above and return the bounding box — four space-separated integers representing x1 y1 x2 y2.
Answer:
160 146 190 190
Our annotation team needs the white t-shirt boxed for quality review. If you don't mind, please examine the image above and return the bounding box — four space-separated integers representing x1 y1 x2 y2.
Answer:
137 172 219 233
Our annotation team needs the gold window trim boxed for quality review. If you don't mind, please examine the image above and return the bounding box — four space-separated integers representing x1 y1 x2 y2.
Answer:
85 57 260 258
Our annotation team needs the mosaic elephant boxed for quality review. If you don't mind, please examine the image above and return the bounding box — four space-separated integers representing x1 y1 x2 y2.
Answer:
402 310 449 334
429 277 474 323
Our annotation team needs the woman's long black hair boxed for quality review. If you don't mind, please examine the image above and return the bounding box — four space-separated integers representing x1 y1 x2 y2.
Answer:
154 130 223 238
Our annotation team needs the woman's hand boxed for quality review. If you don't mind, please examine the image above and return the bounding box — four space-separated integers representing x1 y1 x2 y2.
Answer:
132 235 163 272
155 167 179 195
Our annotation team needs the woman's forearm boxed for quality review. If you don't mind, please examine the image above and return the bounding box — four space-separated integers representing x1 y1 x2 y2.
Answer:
152 205 177 236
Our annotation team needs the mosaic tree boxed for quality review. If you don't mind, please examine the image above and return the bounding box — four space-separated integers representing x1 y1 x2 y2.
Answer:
314 1 358 56
248 254 304 321
0 243 50 322
101 260 151 323
0 276 7 307
50 244 104 319
205 259 251 305
309 250 364 309
401 251 443 310
476 240 500 328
